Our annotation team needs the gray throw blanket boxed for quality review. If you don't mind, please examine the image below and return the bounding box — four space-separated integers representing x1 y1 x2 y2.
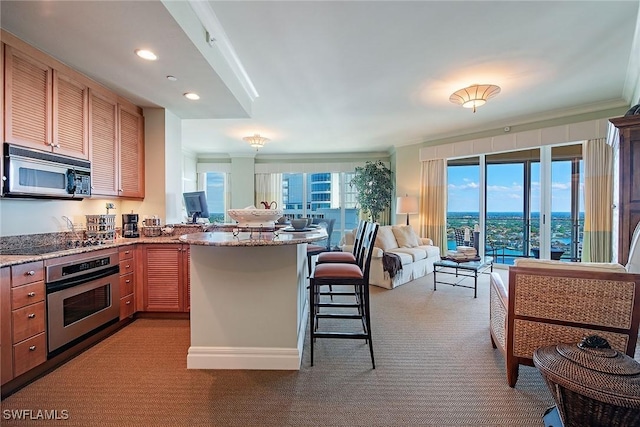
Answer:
382 252 403 278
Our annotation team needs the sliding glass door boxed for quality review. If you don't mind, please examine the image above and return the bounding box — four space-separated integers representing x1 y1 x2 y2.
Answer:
447 144 584 265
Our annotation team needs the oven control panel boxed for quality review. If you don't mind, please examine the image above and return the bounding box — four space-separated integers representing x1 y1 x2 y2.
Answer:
45 248 119 284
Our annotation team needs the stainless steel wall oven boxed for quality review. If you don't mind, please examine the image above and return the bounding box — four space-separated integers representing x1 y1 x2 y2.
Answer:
45 248 120 357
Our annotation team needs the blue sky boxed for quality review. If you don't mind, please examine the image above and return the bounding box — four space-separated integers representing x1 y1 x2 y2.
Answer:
447 162 583 213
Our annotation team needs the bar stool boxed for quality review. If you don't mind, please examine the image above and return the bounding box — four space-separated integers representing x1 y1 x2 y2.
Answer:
306 218 336 277
309 222 379 368
313 220 366 300
315 219 366 266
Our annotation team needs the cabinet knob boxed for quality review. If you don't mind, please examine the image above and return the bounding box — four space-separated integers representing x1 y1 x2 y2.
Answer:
26 270 35 276
125 250 130 254
27 292 36 297
28 313 36 319
125 264 130 269
29 346 36 351
119 188 123 192
125 300 131 305
125 279 131 284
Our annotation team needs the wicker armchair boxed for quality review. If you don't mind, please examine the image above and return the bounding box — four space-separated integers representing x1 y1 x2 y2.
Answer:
490 262 640 387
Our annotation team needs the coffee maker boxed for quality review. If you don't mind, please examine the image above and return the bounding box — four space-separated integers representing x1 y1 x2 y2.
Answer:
122 213 139 238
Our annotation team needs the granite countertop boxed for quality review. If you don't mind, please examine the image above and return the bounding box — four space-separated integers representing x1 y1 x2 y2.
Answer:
0 235 188 268
179 229 327 247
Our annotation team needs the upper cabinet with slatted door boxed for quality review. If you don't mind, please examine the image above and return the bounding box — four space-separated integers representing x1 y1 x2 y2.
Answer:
118 102 144 199
4 45 89 160
89 89 118 196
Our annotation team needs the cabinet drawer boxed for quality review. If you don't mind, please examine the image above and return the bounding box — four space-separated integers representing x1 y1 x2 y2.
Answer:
13 332 47 377
120 294 135 319
119 272 134 297
11 262 44 287
12 281 45 309
119 247 134 261
12 301 46 343
119 259 134 275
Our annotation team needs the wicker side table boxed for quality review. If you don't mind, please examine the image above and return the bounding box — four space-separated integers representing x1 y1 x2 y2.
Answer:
533 336 640 427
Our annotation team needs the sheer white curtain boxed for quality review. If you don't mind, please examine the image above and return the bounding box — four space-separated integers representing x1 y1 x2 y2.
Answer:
582 137 614 262
255 173 283 209
419 159 448 252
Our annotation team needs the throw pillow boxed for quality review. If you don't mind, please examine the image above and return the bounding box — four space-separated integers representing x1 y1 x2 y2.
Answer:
375 226 399 251
392 225 420 248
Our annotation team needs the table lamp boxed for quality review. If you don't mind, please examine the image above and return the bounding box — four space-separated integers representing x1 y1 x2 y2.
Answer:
396 195 419 225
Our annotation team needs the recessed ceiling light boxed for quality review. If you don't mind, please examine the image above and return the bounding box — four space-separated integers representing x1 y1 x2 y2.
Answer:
184 92 200 100
166 75 178 81
135 49 157 61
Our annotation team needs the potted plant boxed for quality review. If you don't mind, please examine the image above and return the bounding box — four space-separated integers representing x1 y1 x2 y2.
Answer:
350 160 393 223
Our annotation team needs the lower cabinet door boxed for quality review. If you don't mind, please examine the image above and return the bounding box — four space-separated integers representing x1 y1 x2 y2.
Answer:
143 245 184 312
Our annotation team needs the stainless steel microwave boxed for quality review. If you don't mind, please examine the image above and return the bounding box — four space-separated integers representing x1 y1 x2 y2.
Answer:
2 143 91 199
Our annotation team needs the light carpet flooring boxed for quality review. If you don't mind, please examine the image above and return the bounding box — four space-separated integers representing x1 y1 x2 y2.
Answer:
1 269 561 426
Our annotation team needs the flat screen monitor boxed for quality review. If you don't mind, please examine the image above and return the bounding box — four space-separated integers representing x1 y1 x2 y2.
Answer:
183 191 210 224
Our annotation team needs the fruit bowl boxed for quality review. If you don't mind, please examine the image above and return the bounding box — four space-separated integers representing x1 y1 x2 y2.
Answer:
227 208 284 228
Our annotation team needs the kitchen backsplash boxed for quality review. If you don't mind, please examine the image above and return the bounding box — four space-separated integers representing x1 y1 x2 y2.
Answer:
0 231 78 251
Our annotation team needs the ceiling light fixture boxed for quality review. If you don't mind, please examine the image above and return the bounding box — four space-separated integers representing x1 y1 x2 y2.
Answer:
134 49 157 61
243 134 270 150
184 92 200 100
449 84 501 113
166 75 178 81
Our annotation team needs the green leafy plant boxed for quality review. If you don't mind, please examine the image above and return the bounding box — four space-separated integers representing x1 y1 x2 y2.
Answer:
350 160 393 223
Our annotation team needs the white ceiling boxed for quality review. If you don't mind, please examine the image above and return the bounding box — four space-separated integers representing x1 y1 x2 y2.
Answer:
2 1 639 156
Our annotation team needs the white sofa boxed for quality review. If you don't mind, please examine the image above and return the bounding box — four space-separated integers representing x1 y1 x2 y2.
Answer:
342 225 440 289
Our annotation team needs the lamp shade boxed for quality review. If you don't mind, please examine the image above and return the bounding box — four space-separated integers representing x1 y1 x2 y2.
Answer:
397 195 419 225
243 134 270 150
449 84 501 113
396 196 419 214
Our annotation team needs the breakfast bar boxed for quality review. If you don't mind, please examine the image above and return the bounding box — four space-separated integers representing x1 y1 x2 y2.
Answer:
179 228 327 370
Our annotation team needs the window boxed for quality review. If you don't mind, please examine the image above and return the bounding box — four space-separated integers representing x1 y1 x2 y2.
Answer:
204 172 228 223
281 172 359 247
446 159 480 251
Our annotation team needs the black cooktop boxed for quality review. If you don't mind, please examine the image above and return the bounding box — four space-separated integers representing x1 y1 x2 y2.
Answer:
1 245 75 256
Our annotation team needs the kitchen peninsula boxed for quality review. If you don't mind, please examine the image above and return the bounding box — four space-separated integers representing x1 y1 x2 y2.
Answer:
180 228 327 370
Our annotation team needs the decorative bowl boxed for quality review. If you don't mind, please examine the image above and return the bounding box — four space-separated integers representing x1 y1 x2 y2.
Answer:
290 218 308 230
227 208 284 228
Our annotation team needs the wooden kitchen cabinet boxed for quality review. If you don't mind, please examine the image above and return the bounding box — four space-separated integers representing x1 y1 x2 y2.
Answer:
118 103 145 198
2 32 145 198
1 267 12 385
610 115 640 265
89 89 118 196
4 43 89 159
52 70 89 159
90 94 144 199
118 246 137 320
142 244 190 312
0 261 46 385
4 45 52 151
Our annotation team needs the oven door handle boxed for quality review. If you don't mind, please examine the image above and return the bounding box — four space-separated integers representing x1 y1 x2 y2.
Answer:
46 265 120 294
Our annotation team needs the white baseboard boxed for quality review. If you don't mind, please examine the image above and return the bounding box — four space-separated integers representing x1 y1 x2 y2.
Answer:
187 346 302 370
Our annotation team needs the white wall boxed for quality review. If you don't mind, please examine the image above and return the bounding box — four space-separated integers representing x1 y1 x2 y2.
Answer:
230 156 255 208
0 197 121 237
164 110 183 224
